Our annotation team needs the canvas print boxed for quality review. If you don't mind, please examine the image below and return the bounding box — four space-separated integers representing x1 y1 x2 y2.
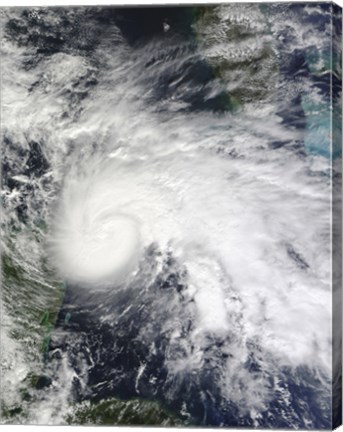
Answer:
0 2 342 429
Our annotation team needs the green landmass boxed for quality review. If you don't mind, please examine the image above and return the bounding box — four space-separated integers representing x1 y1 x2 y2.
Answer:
66 397 186 427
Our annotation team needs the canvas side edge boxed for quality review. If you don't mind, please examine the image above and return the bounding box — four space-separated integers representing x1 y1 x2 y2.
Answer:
332 1 342 430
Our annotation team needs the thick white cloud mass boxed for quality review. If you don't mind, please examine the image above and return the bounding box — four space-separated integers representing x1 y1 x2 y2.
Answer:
0 3 337 427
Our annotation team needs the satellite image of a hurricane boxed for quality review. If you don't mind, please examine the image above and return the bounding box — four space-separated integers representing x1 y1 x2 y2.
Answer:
0 2 342 429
